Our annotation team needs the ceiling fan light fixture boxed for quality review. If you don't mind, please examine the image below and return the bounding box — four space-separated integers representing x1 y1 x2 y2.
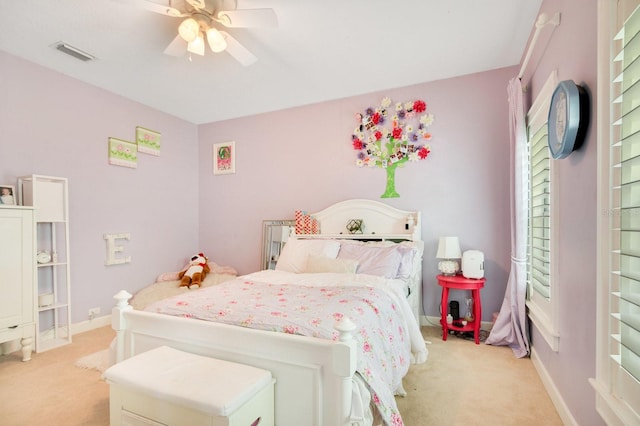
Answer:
178 18 200 42
187 33 205 56
206 27 227 53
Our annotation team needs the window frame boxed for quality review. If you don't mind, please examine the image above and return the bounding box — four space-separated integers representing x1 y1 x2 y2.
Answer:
592 1 640 425
525 70 561 352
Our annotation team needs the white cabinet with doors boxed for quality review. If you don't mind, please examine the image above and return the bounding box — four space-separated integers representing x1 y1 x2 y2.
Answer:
0 206 36 361
18 175 72 352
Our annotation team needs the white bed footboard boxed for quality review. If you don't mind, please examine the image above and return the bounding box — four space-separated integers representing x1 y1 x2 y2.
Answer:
112 291 358 426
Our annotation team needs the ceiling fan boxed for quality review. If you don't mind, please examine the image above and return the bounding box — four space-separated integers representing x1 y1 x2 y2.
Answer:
132 0 278 66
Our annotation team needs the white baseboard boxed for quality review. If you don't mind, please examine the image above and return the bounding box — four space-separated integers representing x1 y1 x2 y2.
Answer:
530 347 577 426
71 313 112 335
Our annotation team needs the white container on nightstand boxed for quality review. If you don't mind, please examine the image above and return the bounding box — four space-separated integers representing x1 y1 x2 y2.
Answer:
462 250 484 279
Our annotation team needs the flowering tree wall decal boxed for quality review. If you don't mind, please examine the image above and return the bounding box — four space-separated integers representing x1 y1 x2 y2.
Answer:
351 97 434 198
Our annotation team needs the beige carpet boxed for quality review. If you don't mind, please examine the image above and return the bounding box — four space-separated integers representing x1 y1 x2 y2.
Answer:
0 326 114 426
398 327 563 425
0 325 562 425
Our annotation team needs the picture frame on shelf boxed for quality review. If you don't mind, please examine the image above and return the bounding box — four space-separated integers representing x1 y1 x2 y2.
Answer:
0 185 16 205
213 141 236 175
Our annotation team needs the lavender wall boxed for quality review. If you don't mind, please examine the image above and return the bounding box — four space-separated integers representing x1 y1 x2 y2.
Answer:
0 51 200 323
522 0 599 424
0 48 515 325
198 67 515 322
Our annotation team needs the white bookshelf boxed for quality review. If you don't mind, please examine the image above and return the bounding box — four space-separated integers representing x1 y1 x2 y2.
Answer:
18 175 72 352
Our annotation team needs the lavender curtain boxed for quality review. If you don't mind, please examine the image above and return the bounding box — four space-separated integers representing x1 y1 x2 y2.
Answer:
485 77 530 358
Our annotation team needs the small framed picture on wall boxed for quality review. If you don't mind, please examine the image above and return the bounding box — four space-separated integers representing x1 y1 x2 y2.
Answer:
213 141 236 175
0 185 16 205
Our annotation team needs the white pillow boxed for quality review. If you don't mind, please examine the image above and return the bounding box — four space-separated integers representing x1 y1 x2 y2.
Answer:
305 254 359 274
396 241 424 279
275 238 341 273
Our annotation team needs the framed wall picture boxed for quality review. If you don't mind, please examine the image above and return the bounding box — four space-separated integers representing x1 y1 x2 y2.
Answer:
213 141 236 175
136 126 161 156
0 185 16 205
108 137 138 169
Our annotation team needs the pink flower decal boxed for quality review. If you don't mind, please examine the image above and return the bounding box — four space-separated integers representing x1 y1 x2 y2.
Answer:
413 100 426 113
418 146 430 159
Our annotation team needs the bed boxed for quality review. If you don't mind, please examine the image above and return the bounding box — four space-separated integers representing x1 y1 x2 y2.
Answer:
111 199 426 426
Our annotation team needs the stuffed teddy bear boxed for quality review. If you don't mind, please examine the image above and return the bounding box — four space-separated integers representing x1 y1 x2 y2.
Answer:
178 253 211 289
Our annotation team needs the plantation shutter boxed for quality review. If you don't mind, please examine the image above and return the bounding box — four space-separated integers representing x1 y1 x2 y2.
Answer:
528 115 551 299
611 4 640 408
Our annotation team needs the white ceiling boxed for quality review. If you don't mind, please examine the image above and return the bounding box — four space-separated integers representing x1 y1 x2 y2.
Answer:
0 0 542 124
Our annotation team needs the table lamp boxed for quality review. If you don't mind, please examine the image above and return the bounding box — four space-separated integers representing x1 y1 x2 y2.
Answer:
436 236 462 276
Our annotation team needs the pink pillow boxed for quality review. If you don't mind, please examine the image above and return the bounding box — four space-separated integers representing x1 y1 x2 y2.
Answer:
337 244 402 278
305 254 358 274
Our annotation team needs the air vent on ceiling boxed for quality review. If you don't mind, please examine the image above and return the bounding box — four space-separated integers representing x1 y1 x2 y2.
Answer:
51 42 96 62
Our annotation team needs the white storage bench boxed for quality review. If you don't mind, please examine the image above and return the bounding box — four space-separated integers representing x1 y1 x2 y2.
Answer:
103 346 275 426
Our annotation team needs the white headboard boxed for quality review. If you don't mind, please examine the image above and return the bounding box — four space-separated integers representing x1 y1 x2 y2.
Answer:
295 199 421 241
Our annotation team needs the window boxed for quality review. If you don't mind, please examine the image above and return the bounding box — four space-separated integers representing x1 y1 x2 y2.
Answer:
592 2 640 424
525 71 560 351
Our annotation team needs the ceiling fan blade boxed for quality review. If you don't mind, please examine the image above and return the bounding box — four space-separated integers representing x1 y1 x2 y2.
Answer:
184 0 206 9
220 31 257 66
217 9 278 28
163 35 187 56
126 0 187 17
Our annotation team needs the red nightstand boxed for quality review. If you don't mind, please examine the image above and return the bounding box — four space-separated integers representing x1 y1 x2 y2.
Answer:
437 274 485 344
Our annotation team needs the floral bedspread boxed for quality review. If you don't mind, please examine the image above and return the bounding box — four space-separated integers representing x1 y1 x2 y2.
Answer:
145 270 427 426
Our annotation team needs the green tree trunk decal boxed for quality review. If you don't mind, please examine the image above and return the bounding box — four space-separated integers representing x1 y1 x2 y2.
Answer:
381 162 400 198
